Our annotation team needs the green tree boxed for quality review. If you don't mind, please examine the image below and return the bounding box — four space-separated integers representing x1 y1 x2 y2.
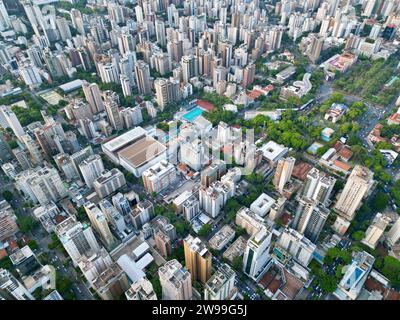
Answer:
149 276 162 298
16 216 37 233
317 272 338 293
48 234 62 250
7 140 18 149
371 191 390 211
76 206 87 222
198 224 212 237
235 226 246 237
2 190 13 202
0 256 12 269
382 256 400 288
27 239 39 250
351 231 365 242
175 220 190 236
232 255 243 272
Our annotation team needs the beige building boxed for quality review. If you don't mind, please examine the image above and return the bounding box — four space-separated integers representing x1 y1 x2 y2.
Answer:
142 160 177 193
158 259 192 300
154 230 172 258
125 278 157 300
361 213 391 249
183 235 212 284
84 202 115 247
235 207 265 236
92 263 130 300
93 168 126 199
386 217 400 246
273 157 295 193
334 165 374 221
0 200 19 241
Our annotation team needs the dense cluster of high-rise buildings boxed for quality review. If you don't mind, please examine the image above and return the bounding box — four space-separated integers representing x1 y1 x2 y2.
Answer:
0 0 399 302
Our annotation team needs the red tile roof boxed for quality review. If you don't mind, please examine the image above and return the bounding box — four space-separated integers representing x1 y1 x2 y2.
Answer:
196 99 214 111
333 160 351 172
292 162 313 181
0 248 7 259
247 89 263 100
333 141 344 151
338 147 353 161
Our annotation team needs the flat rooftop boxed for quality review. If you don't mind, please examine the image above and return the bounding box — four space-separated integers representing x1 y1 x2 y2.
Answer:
118 136 166 168
103 127 147 154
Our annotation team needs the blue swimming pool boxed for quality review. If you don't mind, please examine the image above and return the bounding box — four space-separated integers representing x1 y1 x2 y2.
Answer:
182 107 204 121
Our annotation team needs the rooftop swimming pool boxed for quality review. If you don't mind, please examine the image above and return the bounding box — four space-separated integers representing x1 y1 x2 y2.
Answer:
182 106 204 122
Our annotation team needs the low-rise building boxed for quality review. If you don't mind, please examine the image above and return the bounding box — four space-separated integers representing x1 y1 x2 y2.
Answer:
208 225 235 251
222 236 248 263
250 193 276 217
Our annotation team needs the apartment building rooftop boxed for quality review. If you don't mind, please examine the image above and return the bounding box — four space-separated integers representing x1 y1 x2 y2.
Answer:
208 225 235 251
205 263 236 296
184 235 210 258
222 236 247 262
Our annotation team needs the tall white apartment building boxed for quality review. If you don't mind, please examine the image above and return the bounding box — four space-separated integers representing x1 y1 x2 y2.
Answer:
98 62 119 84
386 217 400 246
199 181 231 218
79 154 105 188
70 146 94 177
273 157 295 193
120 107 143 129
0 106 25 141
154 78 180 110
217 121 232 145
77 248 113 284
0 269 34 300
82 81 104 114
142 160 177 193
125 278 157 300
182 196 200 221
243 226 272 280
55 216 101 266
180 138 205 171
293 197 330 243
93 168 126 199
19 63 42 88
158 259 192 300
235 207 265 236
84 202 115 247
155 19 166 47
302 167 336 206
15 166 67 206
98 199 126 234
277 228 316 267
21 133 43 165
334 165 374 221
334 251 375 300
